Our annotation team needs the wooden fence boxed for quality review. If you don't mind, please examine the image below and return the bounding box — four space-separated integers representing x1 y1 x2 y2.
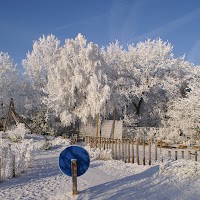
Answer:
84 136 199 165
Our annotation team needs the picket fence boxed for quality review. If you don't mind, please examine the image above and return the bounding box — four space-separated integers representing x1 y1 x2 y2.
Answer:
84 136 199 165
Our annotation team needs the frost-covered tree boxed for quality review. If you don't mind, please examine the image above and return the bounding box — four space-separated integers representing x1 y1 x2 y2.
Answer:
22 34 60 90
0 52 21 118
22 35 61 132
167 71 200 139
45 34 110 125
102 39 194 126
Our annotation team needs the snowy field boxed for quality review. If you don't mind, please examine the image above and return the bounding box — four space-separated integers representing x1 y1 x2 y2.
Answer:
0 134 200 200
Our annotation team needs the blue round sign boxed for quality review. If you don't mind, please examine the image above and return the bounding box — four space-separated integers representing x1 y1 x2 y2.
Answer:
59 145 90 177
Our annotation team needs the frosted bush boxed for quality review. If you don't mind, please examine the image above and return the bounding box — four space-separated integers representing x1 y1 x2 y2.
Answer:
84 145 113 160
6 123 29 142
0 138 34 180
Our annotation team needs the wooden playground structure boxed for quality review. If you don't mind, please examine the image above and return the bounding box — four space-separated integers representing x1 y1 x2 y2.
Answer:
2 98 33 133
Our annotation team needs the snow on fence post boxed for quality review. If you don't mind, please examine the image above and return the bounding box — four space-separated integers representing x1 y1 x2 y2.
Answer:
136 139 139 165
143 139 145 165
148 139 151 165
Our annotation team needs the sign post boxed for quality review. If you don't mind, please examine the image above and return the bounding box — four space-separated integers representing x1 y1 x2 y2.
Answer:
71 159 78 195
59 145 90 195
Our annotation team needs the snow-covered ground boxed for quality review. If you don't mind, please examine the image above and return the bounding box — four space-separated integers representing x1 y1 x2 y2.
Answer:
0 134 200 200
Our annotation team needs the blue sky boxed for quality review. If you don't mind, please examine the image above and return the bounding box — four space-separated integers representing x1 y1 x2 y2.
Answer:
1 0 200 69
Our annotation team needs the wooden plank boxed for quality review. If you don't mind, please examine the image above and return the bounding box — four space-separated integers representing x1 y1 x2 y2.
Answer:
182 151 184 159
175 151 178 160
115 139 117 160
118 139 121 160
148 139 151 165
195 151 197 161
168 151 171 159
155 141 157 162
188 151 191 160
143 139 145 165
132 140 134 163
0 158 1 180
136 139 139 165
128 140 130 163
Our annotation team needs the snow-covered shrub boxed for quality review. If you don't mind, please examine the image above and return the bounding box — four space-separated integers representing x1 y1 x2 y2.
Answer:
0 138 34 180
6 123 28 142
84 145 113 160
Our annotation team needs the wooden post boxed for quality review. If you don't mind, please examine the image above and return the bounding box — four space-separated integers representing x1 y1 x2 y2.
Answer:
106 138 109 149
128 140 131 163
188 151 191 160
118 139 121 160
143 139 145 165
96 114 99 138
11 110 19 124
71 159 78 195
132 140 134 163
0 158 1 180
115 139 117 160
160 141 163 162
103 138 106 150
111 138 114 157
122 139 124 161
175 151 178 160
101 137 103 149
181 151 184 159
168 151 171 159
136 139 139 165
124 140 127 163
148 139 151 165
155 141 157 162
195 151 197 161
13 155 16 177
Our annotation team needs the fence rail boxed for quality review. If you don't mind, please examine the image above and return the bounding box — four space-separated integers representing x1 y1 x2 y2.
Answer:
84 136 199 165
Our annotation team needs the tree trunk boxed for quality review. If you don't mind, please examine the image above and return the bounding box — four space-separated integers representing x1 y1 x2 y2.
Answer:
132 97 143 115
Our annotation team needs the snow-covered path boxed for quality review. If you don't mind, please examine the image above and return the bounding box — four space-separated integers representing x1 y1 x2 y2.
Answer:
0 143 200 200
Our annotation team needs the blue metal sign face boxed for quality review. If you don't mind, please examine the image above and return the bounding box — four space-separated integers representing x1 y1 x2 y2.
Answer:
59 145 90 177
